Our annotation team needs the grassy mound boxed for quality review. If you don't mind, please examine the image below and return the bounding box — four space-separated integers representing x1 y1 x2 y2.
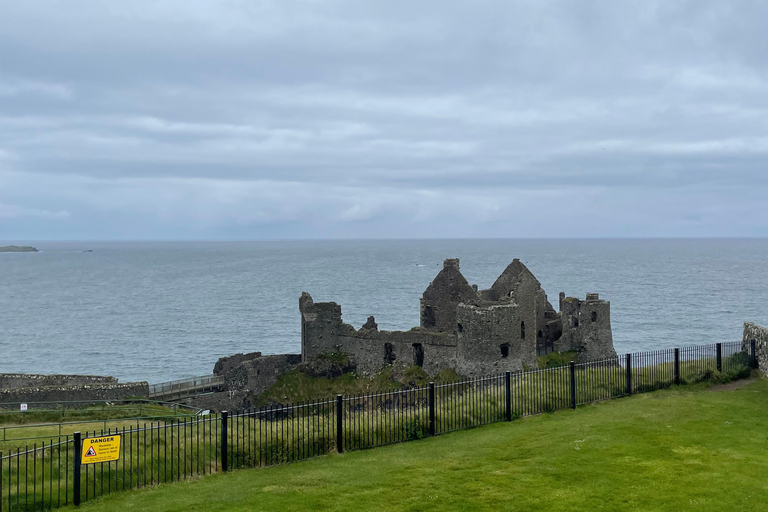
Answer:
255 366 462 405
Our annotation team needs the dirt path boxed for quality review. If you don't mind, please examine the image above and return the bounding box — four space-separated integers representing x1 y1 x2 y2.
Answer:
708 377 759 392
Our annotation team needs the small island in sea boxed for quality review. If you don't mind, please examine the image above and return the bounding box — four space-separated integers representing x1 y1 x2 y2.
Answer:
0 245 39 252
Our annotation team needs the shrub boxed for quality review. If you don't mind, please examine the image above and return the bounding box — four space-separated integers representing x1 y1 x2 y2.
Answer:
403 416 429 440
725 351 751 370
537 351 578 369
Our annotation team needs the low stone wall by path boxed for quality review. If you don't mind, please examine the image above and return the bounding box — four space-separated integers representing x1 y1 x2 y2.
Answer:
743 322 768 373
0 373 117 389
0 382 149 408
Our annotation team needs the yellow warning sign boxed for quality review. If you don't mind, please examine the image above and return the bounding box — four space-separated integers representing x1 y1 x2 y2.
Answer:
81 435 121 464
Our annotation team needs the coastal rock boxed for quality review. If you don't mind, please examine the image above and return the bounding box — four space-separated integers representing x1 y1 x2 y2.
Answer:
0 245 38 252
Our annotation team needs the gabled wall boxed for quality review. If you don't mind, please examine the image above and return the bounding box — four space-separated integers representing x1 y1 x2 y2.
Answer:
485 259 561 354
420 258 478 333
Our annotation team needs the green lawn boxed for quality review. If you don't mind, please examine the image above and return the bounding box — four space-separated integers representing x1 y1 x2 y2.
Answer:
70 379 768 512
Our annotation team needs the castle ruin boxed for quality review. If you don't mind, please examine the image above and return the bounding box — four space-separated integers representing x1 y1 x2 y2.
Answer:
300 258 616 377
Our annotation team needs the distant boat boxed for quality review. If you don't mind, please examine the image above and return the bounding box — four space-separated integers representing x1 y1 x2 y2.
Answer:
82 250 94 253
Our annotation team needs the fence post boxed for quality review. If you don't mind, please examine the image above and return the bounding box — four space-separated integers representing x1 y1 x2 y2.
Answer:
336 395 343 454
625 354 632 396
674 348 680 385
716 343 722 372
505 372 512 421
569 362 576 409
428 382 435 436
751 339 757 369
73 431 81 506
221 411 228 472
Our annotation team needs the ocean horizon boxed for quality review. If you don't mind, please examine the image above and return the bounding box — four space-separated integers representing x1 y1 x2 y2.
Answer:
2 238 767 383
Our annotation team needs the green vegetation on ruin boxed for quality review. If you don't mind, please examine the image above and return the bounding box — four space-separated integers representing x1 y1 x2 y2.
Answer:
537 350 578 369
71 377 768 512
255 365 462 405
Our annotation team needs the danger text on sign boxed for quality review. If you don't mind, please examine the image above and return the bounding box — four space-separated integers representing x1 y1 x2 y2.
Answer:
80 435 121 464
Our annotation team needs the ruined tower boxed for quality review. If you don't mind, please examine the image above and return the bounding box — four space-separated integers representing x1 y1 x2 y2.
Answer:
555 293 615 361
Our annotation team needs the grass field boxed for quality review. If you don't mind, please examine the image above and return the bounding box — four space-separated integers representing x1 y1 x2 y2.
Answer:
65 377 768 512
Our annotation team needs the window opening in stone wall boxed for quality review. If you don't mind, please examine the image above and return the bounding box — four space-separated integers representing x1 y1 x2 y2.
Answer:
423 306 436 328
591 311 597 322
520 321 525 339
384 343 396 365
457 323 463 333
412 343 424 367
500 343 510 358
538 330 543 339
573 316 579 327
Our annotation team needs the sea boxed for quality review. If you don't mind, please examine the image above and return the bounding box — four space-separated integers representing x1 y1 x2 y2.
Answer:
1 239 766 384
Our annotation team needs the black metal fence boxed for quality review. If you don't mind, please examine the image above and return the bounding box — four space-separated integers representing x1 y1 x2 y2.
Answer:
0 340 756 510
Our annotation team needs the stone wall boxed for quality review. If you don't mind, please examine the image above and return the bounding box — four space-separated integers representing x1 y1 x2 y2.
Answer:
239 354 302 396
213 351 264 390
743 322 768 373
0 382 149 408
301 292 459 375
0 374 117 389
556 294 616 362
330 329 458 376
456 302 537 375
215 353 303 391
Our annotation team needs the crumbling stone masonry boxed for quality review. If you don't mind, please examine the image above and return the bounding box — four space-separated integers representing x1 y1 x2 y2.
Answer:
0 382 149 409
0 374 117 389
300 258 617 377
743 322 768 373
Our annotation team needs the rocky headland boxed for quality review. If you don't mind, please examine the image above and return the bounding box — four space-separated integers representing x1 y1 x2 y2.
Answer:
0 245 39 252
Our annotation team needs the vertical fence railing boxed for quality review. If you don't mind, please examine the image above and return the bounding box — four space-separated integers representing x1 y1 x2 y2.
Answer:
1 436 73 511
574 355 625 405
679 343 718 382
631 348 676 394
433 374 506 435
721 341 750 373
0 340 755 510
224 399 335 471
339 386 431 451
69 414 222 508
511 365 571 417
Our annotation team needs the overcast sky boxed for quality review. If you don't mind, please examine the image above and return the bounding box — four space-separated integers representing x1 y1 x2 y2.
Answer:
1 1 767 240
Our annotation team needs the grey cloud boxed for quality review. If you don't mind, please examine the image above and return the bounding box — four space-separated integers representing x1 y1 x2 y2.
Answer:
1 0 767 239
